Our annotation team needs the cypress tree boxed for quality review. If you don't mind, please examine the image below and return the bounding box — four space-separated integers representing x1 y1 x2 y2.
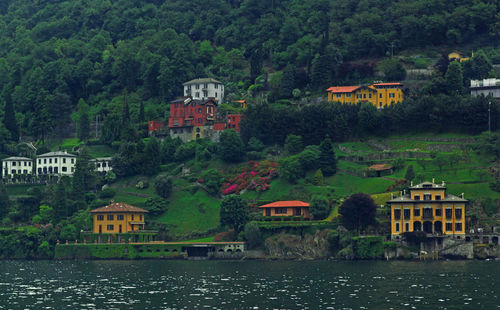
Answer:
3 90 18 141
318 135 337 176
280 64 296 99
76 98 90 141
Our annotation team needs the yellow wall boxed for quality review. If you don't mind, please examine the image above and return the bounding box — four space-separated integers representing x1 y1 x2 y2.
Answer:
327 85 403 108
261 207 312 219
92 212 146 234
390 203 466 236
410 189 446 200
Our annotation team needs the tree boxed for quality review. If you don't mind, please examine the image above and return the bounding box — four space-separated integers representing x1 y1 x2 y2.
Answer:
53 179 69 221
72 148 95 200
284 134 303 154
154 175 173 199
310 195 330 220
313 168 324 185
279 156 304 183
60 224 77 242
358 103 379 134
219 129 245 163
377 58 406 81
318 135 337 176
463 50 492 80
445 61 464 95
243 221 262 249
142 137 160 175
39 205 54 224
76 98 90 141
200 169 223 196
0 184 11 219
144 197 168 217
247 137 264 152
219 195 249 233
405 165 415 182
339 193 377 233
2 89 18 141
280 64 296 99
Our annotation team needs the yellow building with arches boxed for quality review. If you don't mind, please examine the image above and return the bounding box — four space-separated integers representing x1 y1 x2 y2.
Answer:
326 82 403 108
387 181 467 240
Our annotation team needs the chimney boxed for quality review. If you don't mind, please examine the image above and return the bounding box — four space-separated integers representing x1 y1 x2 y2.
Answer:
410 181 413 186
442 181 445 186
432 178 435 184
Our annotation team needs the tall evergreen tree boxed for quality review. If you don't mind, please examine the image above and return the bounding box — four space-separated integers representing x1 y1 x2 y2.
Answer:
72 148 95 199
0 183 11 219
445 61 464 95
76 98 90 141
53 179 68 221
280 64 296 99
142 137 160 175
2 89 18 142
318 135 337 176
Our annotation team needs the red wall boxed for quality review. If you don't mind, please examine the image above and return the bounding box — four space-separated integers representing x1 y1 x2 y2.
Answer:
169 101 216 128
227 114 241 132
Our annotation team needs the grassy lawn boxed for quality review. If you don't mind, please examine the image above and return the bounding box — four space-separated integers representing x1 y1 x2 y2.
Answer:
156 188 220 235
371 192 396 206
447 183 500 200
58 138 82 151
182 236 215 242
87 145 115 157
325 173 393 197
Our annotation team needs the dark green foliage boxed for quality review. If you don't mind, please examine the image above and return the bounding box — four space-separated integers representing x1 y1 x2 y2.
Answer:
144 197 168 217
99 188 116 199
142 137 161 175
54 180 69 221
247 137 265 152
200 169 223 196
358 104 379 134
339 193 377 232
352 236 385 259
72 148 95 200
76 99 90 142
280 64 296 99
405 165 415 182
377 58 406 81
174 142 197 162
463 50 493 80
219 195 249 233
310 196 331 220
297 145 321 171
313 169 324 185
243 221 262 249
481 198 499 217
219 129 245 163
0 184 10 219
318 135 336 176
279 156 304 183
445 61 464 95
161 136 182 163
154 175 173 199
284 134 303 155
59 224 77 242
327 231 340 254
2 89 18 141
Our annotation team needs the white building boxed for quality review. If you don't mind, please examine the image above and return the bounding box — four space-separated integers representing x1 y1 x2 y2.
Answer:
183 78 224 103
470 78 500 98
2 157 33 178
36 151 77 176
92 157 113 173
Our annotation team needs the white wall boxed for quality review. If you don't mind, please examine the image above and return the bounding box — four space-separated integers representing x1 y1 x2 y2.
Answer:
184 82 224 103
36 155 76 176
2 159 33 178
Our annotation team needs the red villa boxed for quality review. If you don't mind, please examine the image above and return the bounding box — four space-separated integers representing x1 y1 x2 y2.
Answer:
259 201 312 219
148 120 165 136
226 114 241 132
168 97 217 142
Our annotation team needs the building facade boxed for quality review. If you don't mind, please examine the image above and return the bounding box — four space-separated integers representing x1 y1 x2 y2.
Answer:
148 120 165 136
92 157 113 174
470 78 500 98
36 151 76 176
388 181 467 240
2 157 33 178
90 202 148 234
168 97 217 142
259 201 312 219
183 78 224 103
326 83 403 108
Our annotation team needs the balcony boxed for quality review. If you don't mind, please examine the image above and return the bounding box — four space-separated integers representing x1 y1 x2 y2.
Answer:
422 213 434 219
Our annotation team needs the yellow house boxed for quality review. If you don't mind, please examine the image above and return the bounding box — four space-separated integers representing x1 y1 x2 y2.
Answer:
448 52 470 63
90 202 148 234
387 181 467 240
326 83 403 108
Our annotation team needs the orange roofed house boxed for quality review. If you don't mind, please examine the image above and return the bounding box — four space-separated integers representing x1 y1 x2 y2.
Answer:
86 202 156 243
259 201 312 219
326 83 403 108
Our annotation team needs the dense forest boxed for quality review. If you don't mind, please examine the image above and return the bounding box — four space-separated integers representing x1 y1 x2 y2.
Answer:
1 0 500 145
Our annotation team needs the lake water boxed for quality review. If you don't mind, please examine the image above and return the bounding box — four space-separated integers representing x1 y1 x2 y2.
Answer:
0 260 499 309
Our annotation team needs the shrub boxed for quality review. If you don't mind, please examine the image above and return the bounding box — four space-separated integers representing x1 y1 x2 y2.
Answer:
135 180 149 189
154 175 173 199
99 188 116 199
144 197 169 216
60 224 78 242
310 196 331 220
243 222 263 249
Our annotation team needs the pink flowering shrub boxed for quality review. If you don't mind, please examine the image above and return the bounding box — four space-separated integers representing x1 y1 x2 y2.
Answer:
221 160 278 195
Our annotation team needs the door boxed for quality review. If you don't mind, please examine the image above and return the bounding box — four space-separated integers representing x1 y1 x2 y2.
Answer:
119 224 122 233
265 209 271 216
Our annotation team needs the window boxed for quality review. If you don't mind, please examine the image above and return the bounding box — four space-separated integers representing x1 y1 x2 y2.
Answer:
103 162 107 167
23 162 26 166
446 223 453 231
204 83 208 89
414 195 420 200
63 158 66 163
71 159 74 164
196 92 200 97
446 208 453 219
97 163 101 168
62 167 67 172
54 158 57 163
215 83 218 89
363 94 366 99
455 208 462 219
132 214 134 220
140 214 143 221
389 93 395 98
29 162 31 166
203 90 208 97
195 84 199 90
455 223 462 231
369 93 372 98
215 92 218 97
49 159 52 164
357 94 362 99
198 108 202 113
336 94 342 98
38 159 41 164
97 215 104 221
198 118 202 124
404 209 411 219
44 159 47 164
424 194 431 200
346 94 351 98
379 102 382 108
414 208 420 216
435 207 442 216
379 93 383 98
435 195 441 200
12 162 16 166
395 222 400 232
394 208 401 220
107 225 114 231
107 214 114 220
405 222 410 232
117 215 124 220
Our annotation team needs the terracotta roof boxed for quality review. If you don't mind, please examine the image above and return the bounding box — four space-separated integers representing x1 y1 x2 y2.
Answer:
259 201 310 208
368 164 393 171
372 82 403 87
234 100 246 103
90 202 148 213
326 86 361 93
